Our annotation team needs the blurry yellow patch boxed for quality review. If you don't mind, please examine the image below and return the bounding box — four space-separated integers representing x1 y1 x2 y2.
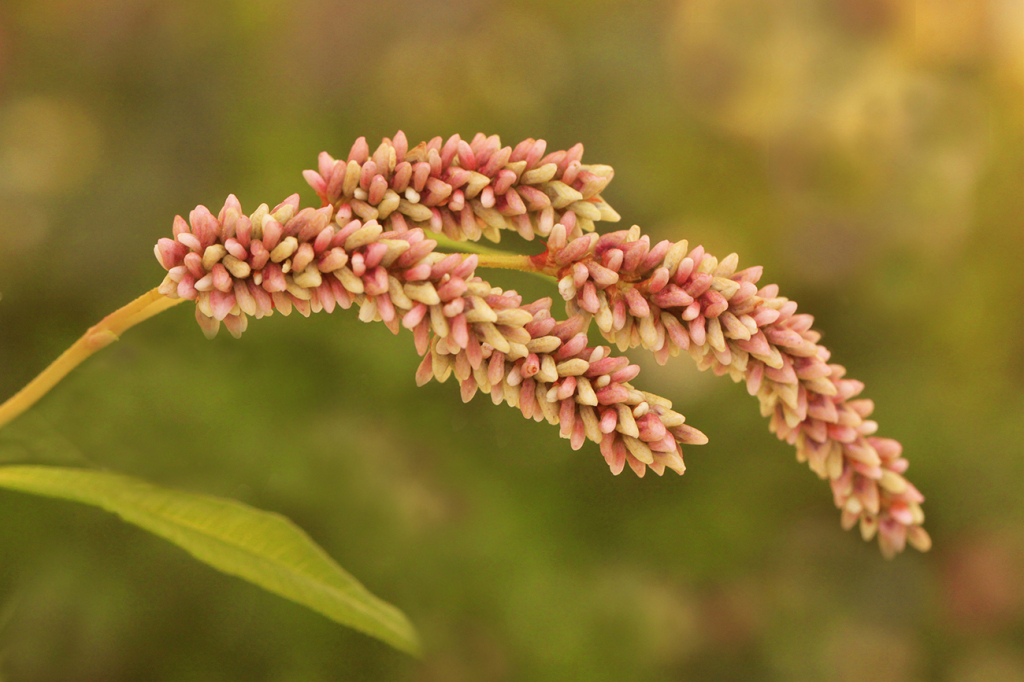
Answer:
0 96 103 196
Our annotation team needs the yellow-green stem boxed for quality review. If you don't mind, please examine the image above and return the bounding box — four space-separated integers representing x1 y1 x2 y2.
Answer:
472 254 539 272
0 289 184 429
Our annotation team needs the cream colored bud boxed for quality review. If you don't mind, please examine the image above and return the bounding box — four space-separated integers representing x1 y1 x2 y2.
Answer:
378 239 410 268
658 410 686 427
805 376 839 396
342 160 361 196
706 318 726 353
715 253 739 278
558 276 577 301
222 255 251 279
543 181 584 209
358 295 378 322
907 525 931 552
404 281 441 305
333 266 364 294
640 393 673 411
638 315 659 349
464 297 498 323
201 244 227 271
718 312 750 340
465 282 492 297
538 354 558 383
711 277 741 299
430 305 450 338
292 265 322 290
197 291 213 317
616 405 639 438
520 163 557 185
476 322 511 353
494 308 534 327
378 190 401 218
158 275 179 298
860 515 878 541
507 342 529 361
879 470 908 494
249 204 268 239
472 202 508 230
696 255 718 275
463 171 492 198
662 240 690 275
344 222 383 250
575 377 598 406
579 405 602 442
284 277 313 300
622 435 653 464
568 200 602 221
504 159 527 179
556 359 590 377
397 199 433 222
595 200 621 222
526 336 562 354
194 274 214 292
270 237 299 263
388 276 413 309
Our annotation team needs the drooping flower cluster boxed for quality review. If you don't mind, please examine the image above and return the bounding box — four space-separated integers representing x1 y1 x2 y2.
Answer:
417 303 707 478
534 225 929 557
152 132 928 557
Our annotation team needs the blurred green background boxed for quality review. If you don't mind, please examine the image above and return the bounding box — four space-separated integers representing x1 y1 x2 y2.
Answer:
1 0 1023 679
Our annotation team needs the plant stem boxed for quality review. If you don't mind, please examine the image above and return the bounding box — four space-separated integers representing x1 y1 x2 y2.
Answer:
472 254 539 272
431 234 511 257
0 289 184 430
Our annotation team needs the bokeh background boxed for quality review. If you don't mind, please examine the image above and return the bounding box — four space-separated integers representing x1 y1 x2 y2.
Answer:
1 0 1023 679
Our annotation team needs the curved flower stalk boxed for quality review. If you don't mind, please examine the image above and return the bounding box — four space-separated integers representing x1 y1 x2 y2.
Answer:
301 132 620 243
532 225 929 558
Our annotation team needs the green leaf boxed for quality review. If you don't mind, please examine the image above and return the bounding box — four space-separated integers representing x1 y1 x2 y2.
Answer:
0 465 420 655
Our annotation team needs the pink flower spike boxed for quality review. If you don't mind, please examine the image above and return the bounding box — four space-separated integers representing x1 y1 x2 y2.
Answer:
151 137 920 557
